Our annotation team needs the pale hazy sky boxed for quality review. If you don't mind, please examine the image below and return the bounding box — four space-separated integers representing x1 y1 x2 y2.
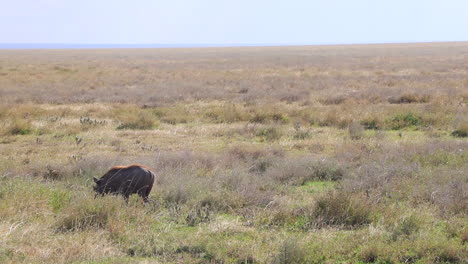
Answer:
1 0 468 45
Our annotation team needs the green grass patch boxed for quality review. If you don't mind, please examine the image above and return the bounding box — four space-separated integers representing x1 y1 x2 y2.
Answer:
48 189 72 212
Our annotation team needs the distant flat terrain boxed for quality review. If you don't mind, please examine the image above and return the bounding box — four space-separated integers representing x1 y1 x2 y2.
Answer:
1 42 467 104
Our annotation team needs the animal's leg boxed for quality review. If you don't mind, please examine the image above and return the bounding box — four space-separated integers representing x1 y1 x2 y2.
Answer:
144 184 153 202
138 188 150 203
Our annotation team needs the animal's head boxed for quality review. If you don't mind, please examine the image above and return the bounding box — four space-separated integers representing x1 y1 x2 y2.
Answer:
93 177 105 193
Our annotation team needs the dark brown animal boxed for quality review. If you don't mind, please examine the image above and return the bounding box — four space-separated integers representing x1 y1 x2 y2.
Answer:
93 164 155 202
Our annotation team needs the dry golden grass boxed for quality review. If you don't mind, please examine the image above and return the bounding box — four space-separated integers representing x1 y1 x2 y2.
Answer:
1 42 467 105
0 43 467 263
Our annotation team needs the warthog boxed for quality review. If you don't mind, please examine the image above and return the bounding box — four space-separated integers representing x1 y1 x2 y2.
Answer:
93 164 155 202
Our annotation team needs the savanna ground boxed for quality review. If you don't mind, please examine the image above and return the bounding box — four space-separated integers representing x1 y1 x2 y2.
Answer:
0 42 467 263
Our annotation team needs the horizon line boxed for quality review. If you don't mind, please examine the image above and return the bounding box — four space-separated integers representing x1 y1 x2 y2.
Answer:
0 40 466 50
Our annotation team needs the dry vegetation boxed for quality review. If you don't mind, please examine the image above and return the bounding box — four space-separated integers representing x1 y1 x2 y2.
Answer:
0 42 467 263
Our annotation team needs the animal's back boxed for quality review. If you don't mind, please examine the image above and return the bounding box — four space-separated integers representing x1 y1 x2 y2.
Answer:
98 164 155 202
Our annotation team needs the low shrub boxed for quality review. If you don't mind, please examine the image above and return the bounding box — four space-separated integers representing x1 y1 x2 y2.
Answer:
266 158 344 185
348 121 364 140
360 248 378 263
387 113 422 130
312 191 372 228
203 104 248 123
293 123 311 140
272 238 307 264
249 112 288 124
256 125 282 142
117 110 158 129
319 111 351 128
114 106 157 129
391 214 421 241
388 93 431 104
451 129 467 138
360 117 381 130
156 107 193 124
432 242 463 263
451 123 467 138
2 119 33 135
319 95 347 105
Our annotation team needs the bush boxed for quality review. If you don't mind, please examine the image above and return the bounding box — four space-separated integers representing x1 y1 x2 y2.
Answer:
391 214 421 241
360 118 381 130
319 111 351 128
249 111 288 124
432 243 462 263
319 95 347 105
116 106 159 129
3 119 33 135
359 245 380 263
265 158 344 185
312 191 372 228
451 123 467 138
312 161 344 181
293 123 311 140
203 104 248 123
387 113 422 130
256 125 282 141
451 129 467 138
271 113 289 123
388 93 431 104
249 113 268 123
349 121 364 140
116 108 158 130
272 238 307 264
155 106 193 124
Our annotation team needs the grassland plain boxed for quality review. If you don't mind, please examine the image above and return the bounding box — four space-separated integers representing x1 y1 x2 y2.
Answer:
0 42 467 263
